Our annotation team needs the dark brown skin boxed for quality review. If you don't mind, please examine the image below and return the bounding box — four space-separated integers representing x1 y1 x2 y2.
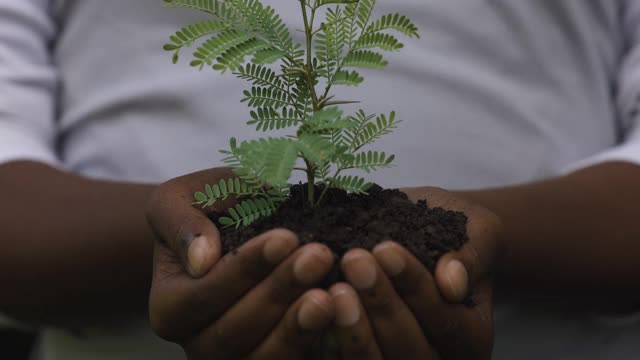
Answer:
147 161 640 359
328 187 500 360
146 168 337 359
459 161 640 308
3 159 640 358
0 161 155 328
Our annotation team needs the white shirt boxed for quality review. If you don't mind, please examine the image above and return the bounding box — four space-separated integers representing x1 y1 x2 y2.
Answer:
2 0 640 359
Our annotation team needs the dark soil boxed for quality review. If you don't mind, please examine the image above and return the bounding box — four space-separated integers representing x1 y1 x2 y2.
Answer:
208 184 468 282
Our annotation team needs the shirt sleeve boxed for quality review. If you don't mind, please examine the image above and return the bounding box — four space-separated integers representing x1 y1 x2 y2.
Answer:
0 0 59 166
564 1 640 172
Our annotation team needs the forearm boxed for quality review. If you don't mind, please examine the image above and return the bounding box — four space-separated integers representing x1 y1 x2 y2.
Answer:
456 161 640 306
0 161 156 328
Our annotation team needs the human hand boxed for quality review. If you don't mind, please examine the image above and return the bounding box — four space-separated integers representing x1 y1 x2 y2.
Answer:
146 168 336 359
330 186 503 359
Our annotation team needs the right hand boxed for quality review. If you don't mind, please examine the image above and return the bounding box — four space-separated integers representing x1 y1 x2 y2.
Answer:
146 168 336 359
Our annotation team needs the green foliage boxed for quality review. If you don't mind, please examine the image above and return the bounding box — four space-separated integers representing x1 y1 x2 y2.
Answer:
194 177 260 208
218 198 279 228
164 0 418 226
329 175 372 194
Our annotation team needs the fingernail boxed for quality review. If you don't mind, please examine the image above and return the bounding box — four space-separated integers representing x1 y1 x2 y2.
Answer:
187 236 212 277
343 252 376 290
263 232 297 264
298 293 332 331
294 245 332 285
333 287 360 327
445 260 468 302
373 243 405 277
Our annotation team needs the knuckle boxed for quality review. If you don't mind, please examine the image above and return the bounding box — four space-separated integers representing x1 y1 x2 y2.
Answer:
234 250 271 284
267 271 299 305
361 288 394 314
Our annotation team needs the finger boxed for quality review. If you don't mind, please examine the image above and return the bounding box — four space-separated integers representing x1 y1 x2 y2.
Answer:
329 283 384 360
342 249 438 360
185 243 335 359
147 168 236 277
150 229 299 342
248 289 334 360
435 205 501 303
402 186 502 303
374 242 493 359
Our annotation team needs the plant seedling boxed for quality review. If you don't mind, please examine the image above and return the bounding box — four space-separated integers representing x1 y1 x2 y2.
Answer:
163 0 419 229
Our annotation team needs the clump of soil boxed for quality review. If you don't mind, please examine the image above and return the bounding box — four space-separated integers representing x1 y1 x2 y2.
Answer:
208 184 468 276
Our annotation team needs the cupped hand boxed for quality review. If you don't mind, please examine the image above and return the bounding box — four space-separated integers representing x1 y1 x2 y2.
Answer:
146 168 336 359
330 186 503 360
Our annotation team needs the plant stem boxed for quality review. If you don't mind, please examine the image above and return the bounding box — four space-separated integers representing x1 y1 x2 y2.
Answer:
300 0 321 207
315 169 342 207
300 0 320 112
304 159 316 206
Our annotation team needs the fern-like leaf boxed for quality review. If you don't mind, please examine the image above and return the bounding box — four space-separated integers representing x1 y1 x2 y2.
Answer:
330 70 364 86
247 107 301 131
191 30 253 69
165 0 300 58
353 33 403 51
297 134 338 165
215 37 271 72
219 198 278 228
329 175 372 194
241 86 290 108
193 177 262 208
342 50 388 69
340 150 395 172
260 139 298 187
315 6 347 80
364 13 419 38
297 107 356 136
315 0 359 7
252 48 287 64
164 20 231 63
354 0 376 31
350 111 399 151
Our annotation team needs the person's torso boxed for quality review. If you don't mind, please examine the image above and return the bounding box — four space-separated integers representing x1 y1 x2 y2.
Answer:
44 1 637 359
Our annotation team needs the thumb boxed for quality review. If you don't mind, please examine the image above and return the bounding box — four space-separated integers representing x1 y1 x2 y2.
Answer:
147 171 232 278
435 211 503 303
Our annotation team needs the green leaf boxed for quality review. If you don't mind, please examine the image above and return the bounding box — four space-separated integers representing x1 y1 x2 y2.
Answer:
345 111 399 151
219 217 235 226
341 150 396 172
365 13 420 38
205 184 214 198
194 191 208 202
241 86 290 108
217 198 278 228
330 175 372 194
248 107 301 131
316 0 359 7
163 20 230 63
342 50 388 69
297 107 356 136
297 135 337 165
331 70 364 86
261 139 298 188
353 33 403 51
229 207 240 221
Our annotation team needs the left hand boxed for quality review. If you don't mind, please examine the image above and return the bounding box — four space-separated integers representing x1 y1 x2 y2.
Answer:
329 186 503 360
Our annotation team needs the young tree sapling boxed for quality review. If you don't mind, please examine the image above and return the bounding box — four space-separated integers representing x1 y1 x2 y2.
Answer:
164 0 419 228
